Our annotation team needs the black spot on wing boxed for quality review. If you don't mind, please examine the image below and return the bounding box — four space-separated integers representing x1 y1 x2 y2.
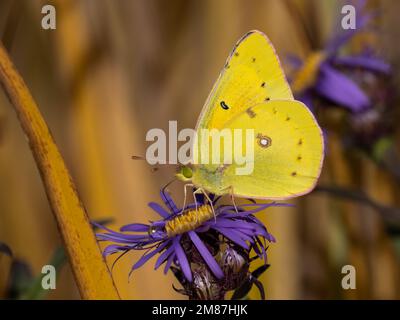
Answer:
220 101 230 110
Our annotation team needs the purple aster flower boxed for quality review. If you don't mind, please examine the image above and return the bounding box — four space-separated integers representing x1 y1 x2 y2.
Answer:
288 0 391 113
95 188 289 299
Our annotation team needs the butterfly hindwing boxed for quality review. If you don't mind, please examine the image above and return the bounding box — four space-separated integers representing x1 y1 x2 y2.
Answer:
217 100 324 199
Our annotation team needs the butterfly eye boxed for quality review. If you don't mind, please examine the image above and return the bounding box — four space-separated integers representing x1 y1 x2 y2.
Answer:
220 101 230 110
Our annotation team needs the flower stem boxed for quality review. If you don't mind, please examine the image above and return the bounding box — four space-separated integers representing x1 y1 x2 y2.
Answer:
0 44 120 300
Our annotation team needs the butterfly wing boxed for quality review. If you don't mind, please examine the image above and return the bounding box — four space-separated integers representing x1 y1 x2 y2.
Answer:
195 30 293 132
194 100 324 199
191 31 323 199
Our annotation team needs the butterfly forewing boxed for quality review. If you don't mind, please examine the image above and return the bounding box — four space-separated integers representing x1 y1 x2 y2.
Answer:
195 30 293 132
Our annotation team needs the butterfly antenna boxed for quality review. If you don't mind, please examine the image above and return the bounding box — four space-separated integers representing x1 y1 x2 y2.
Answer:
132 155 179 165
132 155 169 173
162 177 177 192
160 177 179 213
132 155 181 173
131 155 146 160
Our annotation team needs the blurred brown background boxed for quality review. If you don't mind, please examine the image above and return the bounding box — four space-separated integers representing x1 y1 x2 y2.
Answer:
0 0 399 299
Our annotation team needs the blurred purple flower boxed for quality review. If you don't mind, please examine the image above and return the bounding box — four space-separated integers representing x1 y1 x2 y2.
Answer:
289 0 390 113
95 188 286 287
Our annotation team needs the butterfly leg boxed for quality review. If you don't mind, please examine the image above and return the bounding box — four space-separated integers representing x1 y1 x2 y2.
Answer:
201 189 216 222
180 183 195 214
229 187 239 214
192 188 201 224
220 186 239 214
204 191 217 223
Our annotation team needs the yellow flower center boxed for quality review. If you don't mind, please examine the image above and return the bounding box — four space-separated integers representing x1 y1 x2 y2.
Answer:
165 205 214 237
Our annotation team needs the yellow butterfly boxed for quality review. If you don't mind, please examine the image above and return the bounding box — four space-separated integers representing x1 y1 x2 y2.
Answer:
177 30 324 201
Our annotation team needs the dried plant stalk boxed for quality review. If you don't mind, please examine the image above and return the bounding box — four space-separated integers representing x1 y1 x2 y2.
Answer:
0 244 12 298
0 44 120 300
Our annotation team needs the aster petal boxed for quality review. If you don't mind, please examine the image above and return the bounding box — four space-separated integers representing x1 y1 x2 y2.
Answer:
194 224 211 233
164 252 176 274
269 233 276 242
173 236 192 282
298 91 315 112
188 231 224 279
252 241 264 261
148 202 171 218
96 233 150 243
92 222 116 233
103 244 127 256
150 221 166 227
160 189 179 214
230 228 255 243
333 56 391 74
131 241 169 272
256 227 275 243
94 223 149 241
246 218 273 241
315 63 370 112
255 237 268 263
211 218 258 230
245 217 273 239
235 227 258 239
286 54 303 69
213 219 265 241
155 241 174 270
212 227 249 249
120 223 149 232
